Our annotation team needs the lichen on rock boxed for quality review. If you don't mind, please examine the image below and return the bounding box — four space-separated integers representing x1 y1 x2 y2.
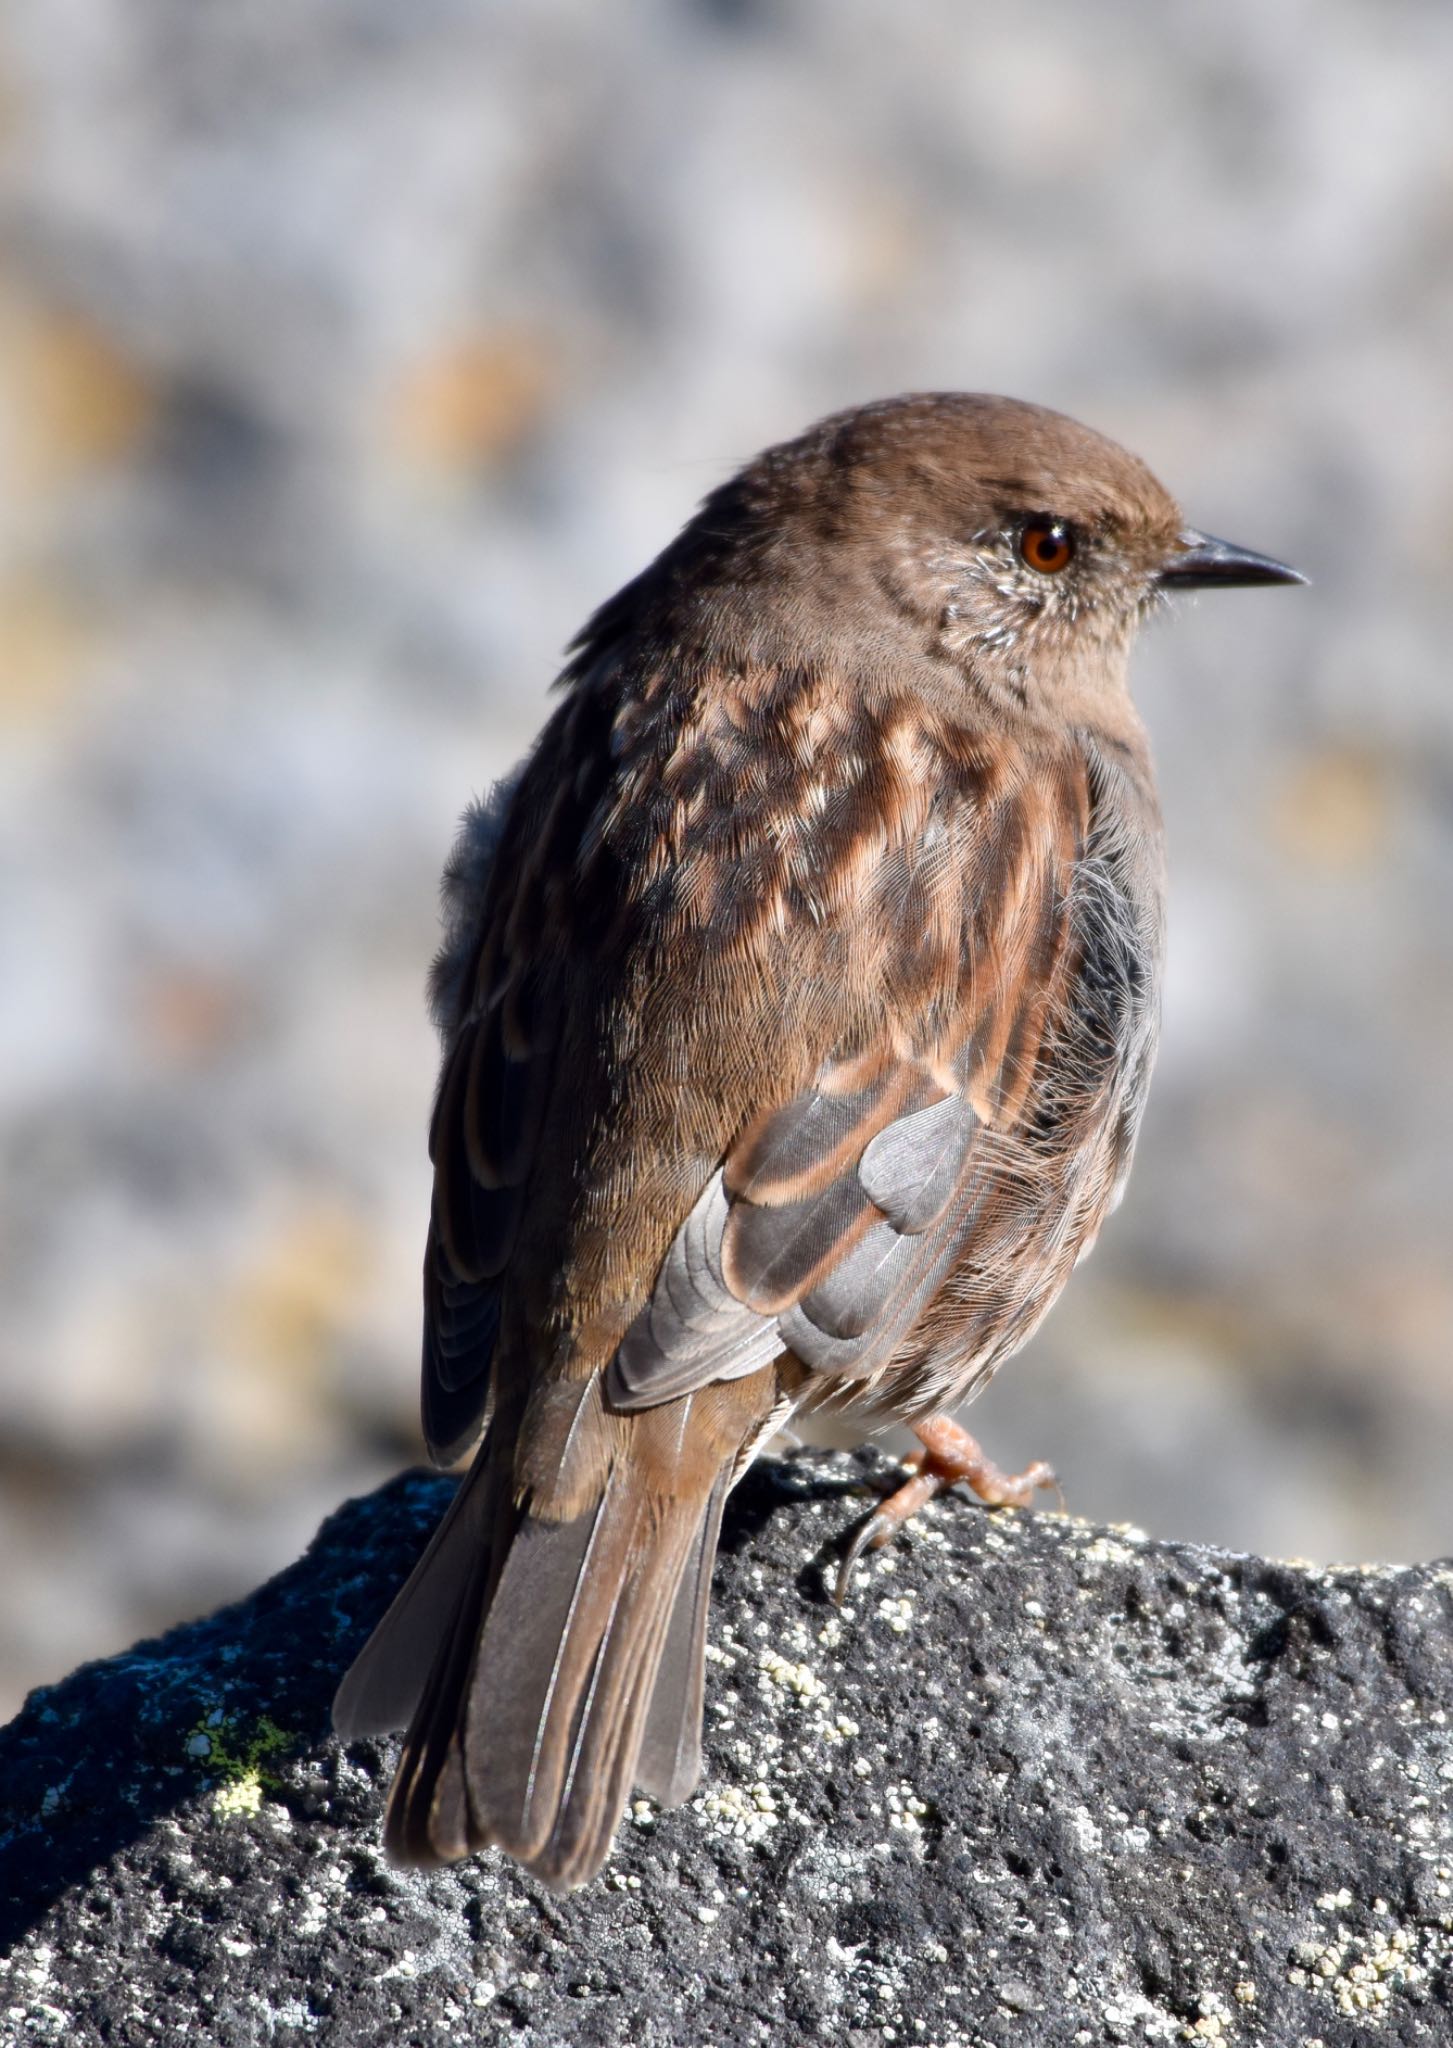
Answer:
2 1452 1452 2046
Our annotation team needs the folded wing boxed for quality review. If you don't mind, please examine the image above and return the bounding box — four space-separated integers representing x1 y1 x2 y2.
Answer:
607 754 1091 1414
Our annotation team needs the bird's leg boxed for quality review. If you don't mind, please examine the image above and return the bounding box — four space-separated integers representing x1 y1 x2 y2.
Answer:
910 1413 1060 1509
835 1414 1059 1604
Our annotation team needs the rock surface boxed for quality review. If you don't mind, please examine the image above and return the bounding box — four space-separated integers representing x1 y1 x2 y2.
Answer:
3 1452 1452 2047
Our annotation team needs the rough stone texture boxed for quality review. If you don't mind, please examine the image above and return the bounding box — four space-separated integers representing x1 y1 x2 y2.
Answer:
3 1454 1452 2046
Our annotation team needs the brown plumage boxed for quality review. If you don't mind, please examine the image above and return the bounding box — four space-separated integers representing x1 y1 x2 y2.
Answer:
333 392 1304 1889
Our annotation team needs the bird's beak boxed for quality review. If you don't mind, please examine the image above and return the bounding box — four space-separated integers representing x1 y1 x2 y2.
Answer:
1157 528 1307 592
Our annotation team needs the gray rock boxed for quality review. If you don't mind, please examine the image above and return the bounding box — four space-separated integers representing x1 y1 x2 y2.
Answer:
3 1451 1452 2045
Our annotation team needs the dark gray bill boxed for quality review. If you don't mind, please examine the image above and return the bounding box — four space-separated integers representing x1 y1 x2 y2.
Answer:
1158 528 1307 591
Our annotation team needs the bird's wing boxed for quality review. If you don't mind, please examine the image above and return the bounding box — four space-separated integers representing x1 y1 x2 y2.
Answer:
421 662 1110 1461
417 702 608 1463
604 732 1103 1415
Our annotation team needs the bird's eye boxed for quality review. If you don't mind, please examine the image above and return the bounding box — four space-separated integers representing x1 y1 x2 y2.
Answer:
1018 518 1076 575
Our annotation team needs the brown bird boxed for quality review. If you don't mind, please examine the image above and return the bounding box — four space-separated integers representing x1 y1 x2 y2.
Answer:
333 392 1303 1889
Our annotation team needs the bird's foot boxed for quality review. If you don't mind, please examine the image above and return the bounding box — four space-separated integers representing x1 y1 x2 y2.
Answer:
835 1414 1060 1604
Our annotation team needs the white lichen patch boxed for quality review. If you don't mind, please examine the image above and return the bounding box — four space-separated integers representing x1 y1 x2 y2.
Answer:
885 1783 929 1833
758 1647 824 1700
753 1638 862 1750
1338 1937 1421 2019
877 1595 916 1635
1286 1890 1451 2021
1070 1808 1103 1854
695 1780 779 1845
1180 1987 1236 2041
1080 1533 1148 1568
1097 1988 1213 2044
295 1888 330 1939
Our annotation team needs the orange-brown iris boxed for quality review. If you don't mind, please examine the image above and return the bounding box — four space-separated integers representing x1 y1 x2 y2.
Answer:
1019 518 1075 575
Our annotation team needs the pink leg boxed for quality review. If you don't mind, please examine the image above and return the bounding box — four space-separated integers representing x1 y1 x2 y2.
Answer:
836 1414 1059 1603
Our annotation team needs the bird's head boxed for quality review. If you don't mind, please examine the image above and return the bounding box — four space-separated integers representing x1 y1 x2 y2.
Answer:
734 392 1305 725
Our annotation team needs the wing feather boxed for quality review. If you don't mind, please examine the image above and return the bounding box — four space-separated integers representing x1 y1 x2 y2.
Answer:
859 1090 979 1232
605 754 1094 1415
423 678 1100 1462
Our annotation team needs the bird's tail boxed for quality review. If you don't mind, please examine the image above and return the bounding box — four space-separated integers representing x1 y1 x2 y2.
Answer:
332 1417 731 1892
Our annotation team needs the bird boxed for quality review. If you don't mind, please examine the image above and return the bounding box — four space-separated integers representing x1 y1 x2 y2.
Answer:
333 391 1304 1891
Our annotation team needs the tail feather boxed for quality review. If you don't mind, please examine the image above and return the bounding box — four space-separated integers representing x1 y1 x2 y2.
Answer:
463 1483 644 1865
529 1518 673 1887
343 1441 731 1889
546 1607 673 1888
332 1464 498 1742
383 1544 490 1862
515 1483 722 1888
634 1467 729 1806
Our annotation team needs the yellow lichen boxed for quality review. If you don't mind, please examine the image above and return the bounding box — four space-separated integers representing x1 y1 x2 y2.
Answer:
184 1709 294 1820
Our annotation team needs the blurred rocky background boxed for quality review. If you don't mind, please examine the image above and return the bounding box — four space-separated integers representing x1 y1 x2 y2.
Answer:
0 0 1450 1722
